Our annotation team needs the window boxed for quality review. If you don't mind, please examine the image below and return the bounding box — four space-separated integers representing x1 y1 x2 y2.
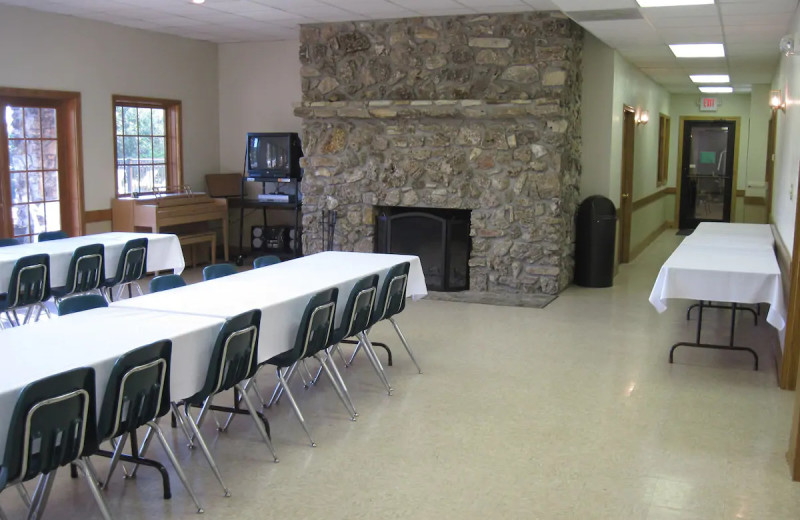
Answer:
5 106 61 242
1 88 83 241
657 114 670 187
113 96 181 197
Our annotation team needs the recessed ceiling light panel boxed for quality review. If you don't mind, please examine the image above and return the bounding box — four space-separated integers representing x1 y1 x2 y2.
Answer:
690 74 730 83
669 43 725 58
637 0 714 6
699 86 733 93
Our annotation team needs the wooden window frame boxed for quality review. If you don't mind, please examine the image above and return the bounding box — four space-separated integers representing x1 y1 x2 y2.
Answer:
657 113 670 187
112 95 182 198
0 87 83 238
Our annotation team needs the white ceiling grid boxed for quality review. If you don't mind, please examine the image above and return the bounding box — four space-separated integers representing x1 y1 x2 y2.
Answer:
0 0 795 92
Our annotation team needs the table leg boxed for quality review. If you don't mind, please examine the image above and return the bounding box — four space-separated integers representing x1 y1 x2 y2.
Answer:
670 300 759 370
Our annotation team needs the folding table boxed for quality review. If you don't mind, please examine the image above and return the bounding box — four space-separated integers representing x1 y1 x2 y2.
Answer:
0 306 225 460
649 224 785 369
0 232 185 289
113 251 427 362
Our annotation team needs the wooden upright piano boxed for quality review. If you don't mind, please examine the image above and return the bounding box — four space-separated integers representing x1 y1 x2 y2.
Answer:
112 191 229 261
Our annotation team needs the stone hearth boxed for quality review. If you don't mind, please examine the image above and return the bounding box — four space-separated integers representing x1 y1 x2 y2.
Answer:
295 12 583 297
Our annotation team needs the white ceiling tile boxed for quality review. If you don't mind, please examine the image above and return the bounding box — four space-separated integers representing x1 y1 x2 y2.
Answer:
521 0 559 9
720 0 797 15
646 15 719 28
639 4 718 18
551 0 637 11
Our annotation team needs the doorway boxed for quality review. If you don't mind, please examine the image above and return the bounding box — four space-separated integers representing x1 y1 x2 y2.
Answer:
677 118 738 230
0 88 83 240
618 106 635 263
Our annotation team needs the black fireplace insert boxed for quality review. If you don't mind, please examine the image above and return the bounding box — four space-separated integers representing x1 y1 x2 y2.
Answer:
375 206 471 292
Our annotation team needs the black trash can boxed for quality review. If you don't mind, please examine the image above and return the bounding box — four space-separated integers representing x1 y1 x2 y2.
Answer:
574 195 617 287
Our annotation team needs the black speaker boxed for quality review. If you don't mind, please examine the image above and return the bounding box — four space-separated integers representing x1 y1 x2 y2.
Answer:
252 226 288 251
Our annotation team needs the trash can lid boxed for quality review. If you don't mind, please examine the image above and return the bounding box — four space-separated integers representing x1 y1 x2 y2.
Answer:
579 195 616 217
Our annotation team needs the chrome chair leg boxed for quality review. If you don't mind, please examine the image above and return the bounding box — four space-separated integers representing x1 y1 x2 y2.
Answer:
322 350 358 417
389 317 422 374
147 420 204 514
346 340 363 367
360 332 394 395
312 353 357 421
276 367 316 447
26 471 56 520
127 426 155 477
101 432 129 488
178 403 231 497
267 362 298 408
234 383 279 462
16 483 31 507
75 458 113 520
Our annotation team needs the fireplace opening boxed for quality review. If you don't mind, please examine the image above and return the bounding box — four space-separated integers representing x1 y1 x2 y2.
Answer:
375 206 471 292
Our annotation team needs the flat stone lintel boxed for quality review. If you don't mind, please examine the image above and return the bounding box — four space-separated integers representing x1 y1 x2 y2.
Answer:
294 99 564 120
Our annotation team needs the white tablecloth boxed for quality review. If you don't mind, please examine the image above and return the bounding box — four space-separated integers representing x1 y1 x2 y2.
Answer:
114 252 427 361
649 227 786 330
681 222 775 250
0 307 225 459
0 232 185 289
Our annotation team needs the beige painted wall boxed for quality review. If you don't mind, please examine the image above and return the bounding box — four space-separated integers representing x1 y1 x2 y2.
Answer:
217 40 303 239
771 8 800 252
580 33 616 201
0 5 220 214
218 40 302 173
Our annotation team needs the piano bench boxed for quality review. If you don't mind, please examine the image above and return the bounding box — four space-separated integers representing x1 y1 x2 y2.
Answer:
178 232 217 267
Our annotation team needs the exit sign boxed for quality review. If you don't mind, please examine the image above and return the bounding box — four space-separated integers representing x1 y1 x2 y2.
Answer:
700 97 718 111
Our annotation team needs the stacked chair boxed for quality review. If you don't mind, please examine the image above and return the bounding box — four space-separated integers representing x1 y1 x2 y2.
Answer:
172 310 278 497
202 263 237 281
94 340 205 513
0 367 112 519
103 238 148 301
347 261 422 375
0 254 51 327
50 244 104 303
149 274 186 293
37 231 69 242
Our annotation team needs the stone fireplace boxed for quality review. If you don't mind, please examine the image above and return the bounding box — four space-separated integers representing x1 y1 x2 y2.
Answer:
295 12 583 298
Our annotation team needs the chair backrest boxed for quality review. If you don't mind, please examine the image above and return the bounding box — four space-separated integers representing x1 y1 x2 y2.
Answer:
0 238 20 247
330 275 378 345
62 244 104 295
253 255 281 269
370 262 410 326
5 254 50 308
37 231 69 242
2 367 96 484
291 288 338 361
203 263 237 281
108 238 148 285
191 310 261 401
149 274 186 293
56 294 109 316
96 340 172 441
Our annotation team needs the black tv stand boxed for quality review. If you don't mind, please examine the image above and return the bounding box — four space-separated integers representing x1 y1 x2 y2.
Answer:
232 176 301 265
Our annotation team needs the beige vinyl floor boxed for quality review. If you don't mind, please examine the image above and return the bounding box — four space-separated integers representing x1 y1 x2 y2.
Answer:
2 230 800 519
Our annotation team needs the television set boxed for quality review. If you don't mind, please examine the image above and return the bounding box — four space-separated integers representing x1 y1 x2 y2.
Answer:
246 132 303 180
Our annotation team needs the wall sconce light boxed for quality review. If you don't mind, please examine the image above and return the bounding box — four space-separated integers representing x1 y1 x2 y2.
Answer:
770 89 786 113
635 110 649 126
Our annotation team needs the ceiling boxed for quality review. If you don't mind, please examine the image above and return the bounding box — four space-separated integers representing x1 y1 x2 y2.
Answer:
0 0 796 93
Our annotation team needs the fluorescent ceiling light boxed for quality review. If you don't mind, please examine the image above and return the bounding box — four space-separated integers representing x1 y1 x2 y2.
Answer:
669 43 725 58
699 86 733 93
690 74 730 83
637 0 714 6
191 0 205 4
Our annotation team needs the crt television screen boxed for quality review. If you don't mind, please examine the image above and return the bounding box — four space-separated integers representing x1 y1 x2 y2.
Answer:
249 135 289 170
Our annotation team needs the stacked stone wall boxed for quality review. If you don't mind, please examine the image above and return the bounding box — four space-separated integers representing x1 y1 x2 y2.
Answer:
296 12 582 295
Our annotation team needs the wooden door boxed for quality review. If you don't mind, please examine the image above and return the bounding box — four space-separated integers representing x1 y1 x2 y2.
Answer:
765 113 777 221
618 106 635 264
